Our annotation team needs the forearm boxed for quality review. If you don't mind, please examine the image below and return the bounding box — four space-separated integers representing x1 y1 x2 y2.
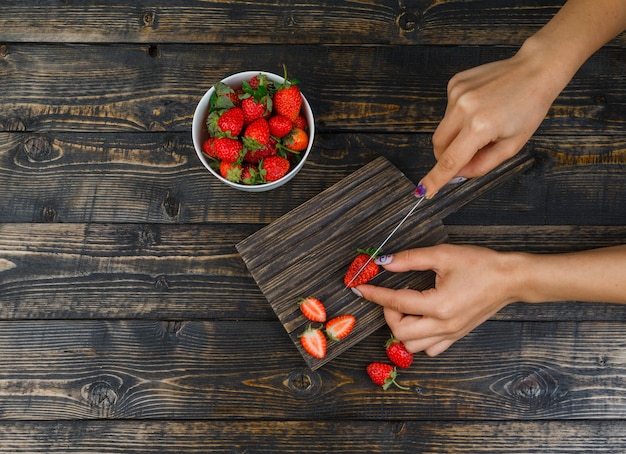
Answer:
513 245 626 304
520 0 626 93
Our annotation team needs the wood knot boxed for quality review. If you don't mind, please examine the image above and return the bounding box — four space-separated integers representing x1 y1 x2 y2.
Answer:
285 368 322 397
0 45 8 58
508 368 566 406
162 191 181 220
23 136 52 161
147 44 160 58
41 205 58 223
154 275 170 291
83 381 118 409
397 10 421 32
142 11 157 28
136 224 160 249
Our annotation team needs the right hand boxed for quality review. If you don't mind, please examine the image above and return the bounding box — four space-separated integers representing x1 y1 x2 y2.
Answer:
420 44 561 197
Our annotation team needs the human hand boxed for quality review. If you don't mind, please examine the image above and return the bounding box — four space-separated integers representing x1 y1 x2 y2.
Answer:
355 244 522 356
420 45 563 198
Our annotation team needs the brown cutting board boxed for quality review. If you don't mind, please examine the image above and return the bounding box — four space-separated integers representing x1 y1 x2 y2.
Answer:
237 152 534 370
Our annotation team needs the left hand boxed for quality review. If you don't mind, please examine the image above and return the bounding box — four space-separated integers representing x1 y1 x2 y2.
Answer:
355 244 520 356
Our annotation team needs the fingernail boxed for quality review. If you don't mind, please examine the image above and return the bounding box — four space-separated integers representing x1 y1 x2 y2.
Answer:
414 184 426 198
374 254 393 265
449 176 468 184
351 287 363 298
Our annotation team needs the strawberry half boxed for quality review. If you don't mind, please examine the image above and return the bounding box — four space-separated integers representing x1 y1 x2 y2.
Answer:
299 297 326 323
325 314 356 341
385 335 414 369
366 362 409 390
300 326 326 359
344 247 381 288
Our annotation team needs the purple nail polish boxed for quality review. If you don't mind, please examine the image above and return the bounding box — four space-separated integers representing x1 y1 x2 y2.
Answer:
414 184 426 198
351 287 363 298
374 254 393 265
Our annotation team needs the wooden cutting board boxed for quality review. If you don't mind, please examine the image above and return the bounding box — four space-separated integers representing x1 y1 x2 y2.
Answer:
237 152 534 369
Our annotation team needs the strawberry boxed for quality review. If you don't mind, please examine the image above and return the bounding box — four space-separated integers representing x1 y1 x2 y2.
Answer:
292 114 307 130
243 137 278 164
283 127 309 152
207 107 244 137
212 137 243 163
299 297 326 323
300 326 326 359
261 155 290 182
241 164 262 185
243 117 270 150
366 362 409 390
268 114 293 138
202 137 217 158
344 247 381 288
385 335 414 369
325 314 356 341
210 82 240 110
241 96 269 125
274 66 302 122
219 161 243 182
240 74 273 125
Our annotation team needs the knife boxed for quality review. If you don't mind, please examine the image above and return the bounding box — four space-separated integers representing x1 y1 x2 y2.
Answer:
344 177 469 289
344 184 428 289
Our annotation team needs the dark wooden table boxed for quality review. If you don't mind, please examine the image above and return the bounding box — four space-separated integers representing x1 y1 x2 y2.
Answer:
1 1 625 452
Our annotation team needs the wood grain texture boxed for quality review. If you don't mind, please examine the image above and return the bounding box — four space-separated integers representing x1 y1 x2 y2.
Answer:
0 320 624 420
1 132 622 225
0 223 622 321
6 0 624 47
0 45 623 134
1 420 625 453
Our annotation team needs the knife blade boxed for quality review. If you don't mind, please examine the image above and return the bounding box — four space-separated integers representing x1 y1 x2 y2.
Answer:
344 193 426 289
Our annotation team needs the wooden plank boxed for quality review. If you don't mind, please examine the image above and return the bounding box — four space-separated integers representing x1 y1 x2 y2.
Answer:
6 0 623 47
0 223 623 321
0 44 623 134
1 132 622 225
0 320 624 420
1 420 626 453
236 154 533 369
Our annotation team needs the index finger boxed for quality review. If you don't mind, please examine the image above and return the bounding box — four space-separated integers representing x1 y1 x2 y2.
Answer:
355 284 433 317
421 128 488 197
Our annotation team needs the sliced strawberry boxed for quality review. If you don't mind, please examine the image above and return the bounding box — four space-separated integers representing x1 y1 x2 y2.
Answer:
325 314 356 341
300 326 326 359
299 297 326 323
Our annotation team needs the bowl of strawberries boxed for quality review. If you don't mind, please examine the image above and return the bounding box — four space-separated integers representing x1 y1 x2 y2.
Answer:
192 68 315 192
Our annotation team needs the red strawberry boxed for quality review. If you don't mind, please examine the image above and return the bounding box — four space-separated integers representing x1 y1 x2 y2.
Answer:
243 117 270 150
248 75 259 89
268 114 293 138
243 137 278 164
283 127 309 152
274 85 302 122
219 161 243 182
202 137 217 158
211 82 240 109
300 326 326 359
385 335 414 369
366 363 409 390
299 297 326 323
213 137 243 163
261 155 290 182
344 248 381 288
241 97 268 125
292 114 307 130
325 314 356 341
207 107 244 137
241 164 261 185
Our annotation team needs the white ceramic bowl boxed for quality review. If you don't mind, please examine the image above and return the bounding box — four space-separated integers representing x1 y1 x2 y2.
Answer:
192 71 315 192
